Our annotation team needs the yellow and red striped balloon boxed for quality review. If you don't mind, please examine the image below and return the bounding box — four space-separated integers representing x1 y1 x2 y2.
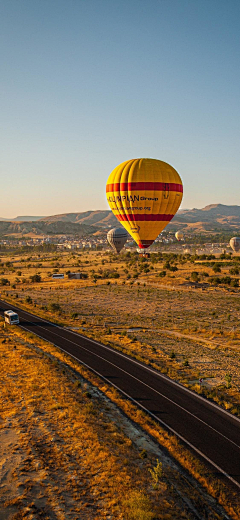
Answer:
106 158 183 249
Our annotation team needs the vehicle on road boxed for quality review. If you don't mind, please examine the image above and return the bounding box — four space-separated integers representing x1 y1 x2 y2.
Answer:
4 310 20 325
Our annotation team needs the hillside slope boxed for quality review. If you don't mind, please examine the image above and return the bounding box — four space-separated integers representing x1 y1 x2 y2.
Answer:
171 204 240 231
0 220 98 237
1 205 240 236
40 205 240 232
40 210 118 227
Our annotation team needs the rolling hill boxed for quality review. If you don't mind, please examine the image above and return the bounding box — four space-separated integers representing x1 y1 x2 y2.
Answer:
171 204 240 231
1 205 240 237
39 210 118 227
0 220 98 237
40 205 240 232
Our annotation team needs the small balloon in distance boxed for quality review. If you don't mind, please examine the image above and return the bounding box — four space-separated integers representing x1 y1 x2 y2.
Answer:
175 231 184 241
229 237 240 253
106 158 183 249
107 227 128 253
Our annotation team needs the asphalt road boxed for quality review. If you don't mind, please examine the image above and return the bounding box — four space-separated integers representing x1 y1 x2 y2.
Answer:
1 299 240 489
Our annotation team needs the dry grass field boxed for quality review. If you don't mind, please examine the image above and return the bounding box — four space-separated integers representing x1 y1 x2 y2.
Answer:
2 249 240 415
1 323 235 520
1 248 240 518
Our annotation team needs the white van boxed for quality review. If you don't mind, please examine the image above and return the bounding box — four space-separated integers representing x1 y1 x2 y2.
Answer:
4 310 20 325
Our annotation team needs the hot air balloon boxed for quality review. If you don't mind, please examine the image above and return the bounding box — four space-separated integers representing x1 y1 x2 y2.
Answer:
106 158 183 249
230 237 240 253
107 227 128 253
175 231 184 241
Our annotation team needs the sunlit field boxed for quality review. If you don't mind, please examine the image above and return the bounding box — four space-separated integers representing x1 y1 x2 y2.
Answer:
1 322 238 520
1 248 240 416
1 248 240 519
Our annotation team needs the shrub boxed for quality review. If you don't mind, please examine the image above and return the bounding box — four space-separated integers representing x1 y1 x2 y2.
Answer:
30 274 41 283
26 296 32 304
212 263 221 273
49 302 61 312
229 266 239 275
169 265 178 272
122 490 154 520
159 270 166 277
210 276 221 285
148 459 163 489
0 278 10 286
225 373 232 389
221 276 231 285
191 271 199 282
163 261 170 269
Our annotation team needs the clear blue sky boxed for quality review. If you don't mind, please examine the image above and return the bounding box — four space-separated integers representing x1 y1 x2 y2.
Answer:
1 0 240 217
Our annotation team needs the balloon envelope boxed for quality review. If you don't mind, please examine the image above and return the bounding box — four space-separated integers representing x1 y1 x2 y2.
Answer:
107 227 128 253
230 237 240 252
106 158 183 249
175 231 184 241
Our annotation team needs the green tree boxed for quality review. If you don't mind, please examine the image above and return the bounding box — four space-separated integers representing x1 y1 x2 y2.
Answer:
212 263 221 273
191 271 199 282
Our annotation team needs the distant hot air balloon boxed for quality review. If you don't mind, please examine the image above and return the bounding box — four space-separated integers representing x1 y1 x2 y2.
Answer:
106 158 183 249
107 227 128 253
230 237 240 253
175 231 184 241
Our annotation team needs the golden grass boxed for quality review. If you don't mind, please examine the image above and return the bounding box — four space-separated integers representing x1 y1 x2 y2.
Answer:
4 275 240 417
0 323 206 520
1 249 240 518
1 322 239 520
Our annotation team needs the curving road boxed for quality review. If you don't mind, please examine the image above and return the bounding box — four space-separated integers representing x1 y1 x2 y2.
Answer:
0 299 240 489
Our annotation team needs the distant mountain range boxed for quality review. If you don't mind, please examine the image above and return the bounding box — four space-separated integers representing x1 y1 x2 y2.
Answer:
171 204 240 231
0 216 45 222
1 204 240 237
39 210 117 227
